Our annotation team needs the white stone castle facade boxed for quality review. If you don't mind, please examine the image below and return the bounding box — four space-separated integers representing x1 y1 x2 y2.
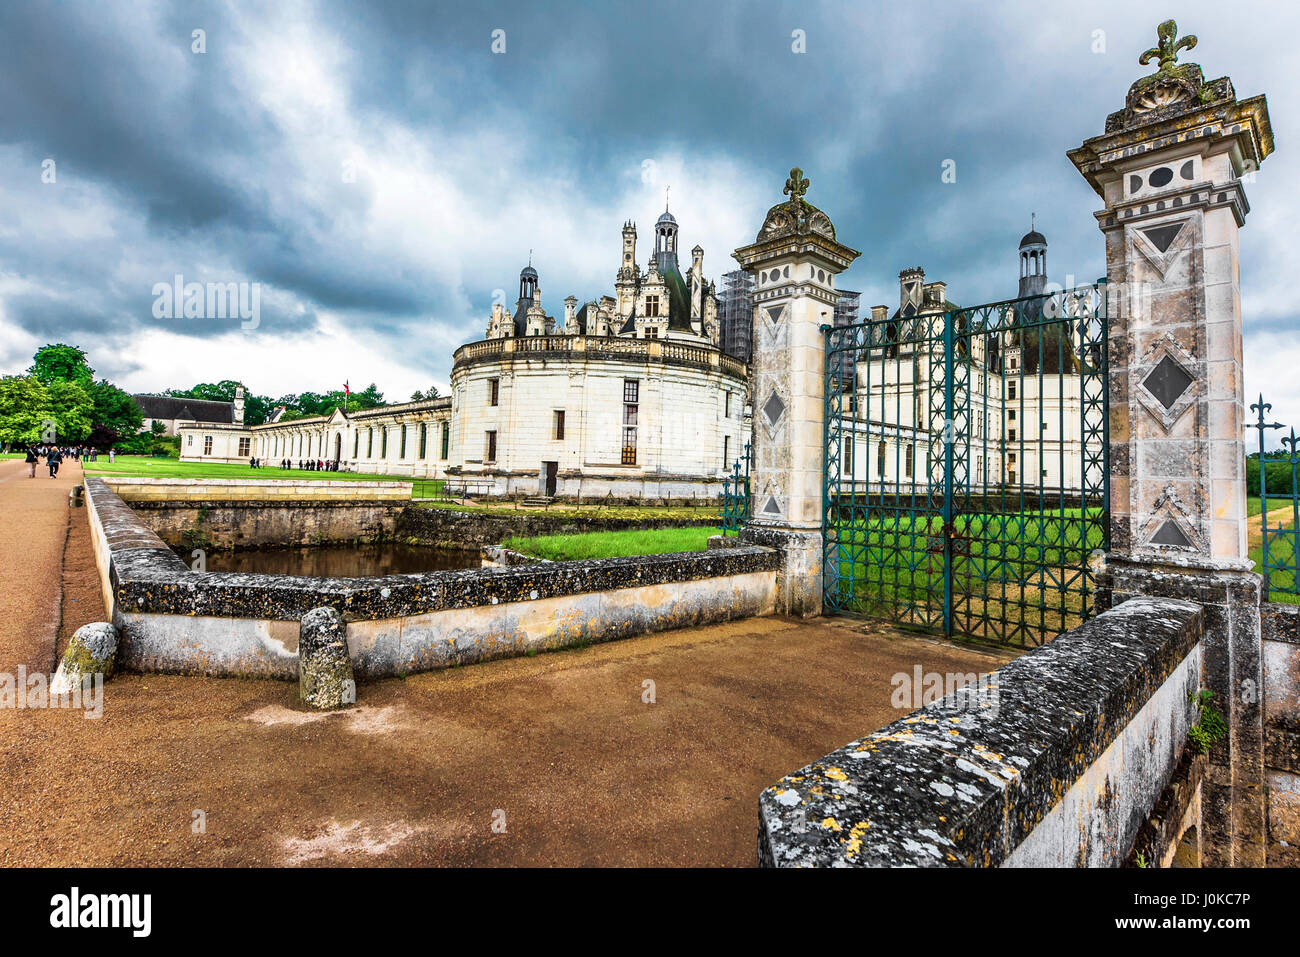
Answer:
834 228 1088 494
180 209 749 502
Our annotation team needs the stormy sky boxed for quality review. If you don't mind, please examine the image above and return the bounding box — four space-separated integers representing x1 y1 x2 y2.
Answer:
0 0 1296 423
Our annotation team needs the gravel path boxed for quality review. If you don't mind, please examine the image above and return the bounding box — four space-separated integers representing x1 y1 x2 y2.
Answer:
0 457 1015 866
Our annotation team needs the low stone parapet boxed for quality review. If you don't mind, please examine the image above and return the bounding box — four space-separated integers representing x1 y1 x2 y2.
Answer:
82 478 779 681
758 595 1204 867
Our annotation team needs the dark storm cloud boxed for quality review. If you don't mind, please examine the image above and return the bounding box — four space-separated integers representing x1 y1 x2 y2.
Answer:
0 0 1294 400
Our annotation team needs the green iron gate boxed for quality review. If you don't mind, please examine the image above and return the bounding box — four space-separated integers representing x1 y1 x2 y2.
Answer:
823 284 1109 646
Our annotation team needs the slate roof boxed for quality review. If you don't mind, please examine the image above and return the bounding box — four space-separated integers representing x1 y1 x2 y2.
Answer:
133 395 235 424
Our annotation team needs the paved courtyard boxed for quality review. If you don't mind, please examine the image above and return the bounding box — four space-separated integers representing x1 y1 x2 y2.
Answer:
0 457 1014 866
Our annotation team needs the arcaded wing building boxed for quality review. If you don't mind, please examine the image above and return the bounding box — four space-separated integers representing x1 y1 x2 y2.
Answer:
180 209 749 502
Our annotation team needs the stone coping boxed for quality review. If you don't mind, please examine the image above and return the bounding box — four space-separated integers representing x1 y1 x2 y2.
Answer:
758 595 1204 867
102 477 413 489
86 478 777 623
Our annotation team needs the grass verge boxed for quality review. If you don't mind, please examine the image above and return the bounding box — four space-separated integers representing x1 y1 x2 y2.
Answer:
503 526 719 561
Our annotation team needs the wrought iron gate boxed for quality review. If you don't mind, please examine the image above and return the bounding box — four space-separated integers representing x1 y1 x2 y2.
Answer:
823 284 1109 646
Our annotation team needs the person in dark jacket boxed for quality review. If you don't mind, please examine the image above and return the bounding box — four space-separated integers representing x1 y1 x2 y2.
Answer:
46 446 62 478
25 446 38 478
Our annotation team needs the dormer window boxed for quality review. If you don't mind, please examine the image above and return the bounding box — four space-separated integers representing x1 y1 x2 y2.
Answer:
645 295 660 317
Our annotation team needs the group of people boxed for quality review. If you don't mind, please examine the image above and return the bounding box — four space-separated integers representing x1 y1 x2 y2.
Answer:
255 457 345 472
23 444 105 478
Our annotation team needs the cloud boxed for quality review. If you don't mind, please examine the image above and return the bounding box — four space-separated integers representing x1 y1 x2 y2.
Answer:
0 0 1295 420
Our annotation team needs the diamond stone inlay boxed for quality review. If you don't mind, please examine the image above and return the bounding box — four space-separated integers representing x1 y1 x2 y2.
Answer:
1150 520 1191 547
1142 355 1193 411
765 305 785 325
762 391 786 425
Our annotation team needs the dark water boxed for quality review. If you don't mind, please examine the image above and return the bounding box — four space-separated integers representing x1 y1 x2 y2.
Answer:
175 543 482 577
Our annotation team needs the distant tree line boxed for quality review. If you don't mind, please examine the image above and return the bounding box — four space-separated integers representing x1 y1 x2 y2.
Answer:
0 342 443 453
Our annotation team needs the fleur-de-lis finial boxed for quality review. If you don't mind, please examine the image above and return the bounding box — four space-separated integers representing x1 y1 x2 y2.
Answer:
784 167 810 202
1139 19 1197 73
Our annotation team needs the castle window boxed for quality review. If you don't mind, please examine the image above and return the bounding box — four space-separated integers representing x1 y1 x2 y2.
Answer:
489 378 499 406
486 430 497 463
203 435 213 455
621 428 637 465
238 437 250 457
623 380 639 404
646 326 659 339
1008 410 1016 421
645 296 660 317
877 441 887 478
553 410 565 441
905 444 914 478
419 423 427 459
187 434 193 447
381 427 388 458
440 422 450 460
353 432 359 458
400 424 407 459
723 435 730 467
725 392 732 417
843 438 854 474
367 428 373 457
1008 381 1017 400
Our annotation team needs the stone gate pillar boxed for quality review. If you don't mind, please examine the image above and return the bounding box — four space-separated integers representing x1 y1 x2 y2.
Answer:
1068 21 1274 865
733 169 860 616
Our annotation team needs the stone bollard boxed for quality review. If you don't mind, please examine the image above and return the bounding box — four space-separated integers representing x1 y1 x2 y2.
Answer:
299 606 355 710
51 622 118 695
68 485 83 507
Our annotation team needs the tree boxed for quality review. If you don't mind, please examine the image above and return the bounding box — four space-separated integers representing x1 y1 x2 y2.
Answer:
87 379 143 446
0 376 54 445
28 343 95 388
0 375 92 445
46 379 94 440
410 385 442 401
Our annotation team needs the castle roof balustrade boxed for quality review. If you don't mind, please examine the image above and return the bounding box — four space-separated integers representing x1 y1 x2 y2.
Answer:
452 334 748 380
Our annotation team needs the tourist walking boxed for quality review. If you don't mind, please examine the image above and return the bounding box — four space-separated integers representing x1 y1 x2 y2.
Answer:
25 445 38 478
46 445 62 478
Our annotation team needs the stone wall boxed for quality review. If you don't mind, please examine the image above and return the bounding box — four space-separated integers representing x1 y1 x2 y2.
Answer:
131 500 404 550
1260 602 1300 866
104 477 413 502
83 478 777 681
758 596 1203 867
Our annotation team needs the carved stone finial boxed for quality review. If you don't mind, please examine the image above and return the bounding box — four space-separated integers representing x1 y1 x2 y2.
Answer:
1139 20 1197 73
783 167 810 202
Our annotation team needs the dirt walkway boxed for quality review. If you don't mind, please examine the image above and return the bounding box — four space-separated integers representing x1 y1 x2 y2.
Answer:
0 457 1016 867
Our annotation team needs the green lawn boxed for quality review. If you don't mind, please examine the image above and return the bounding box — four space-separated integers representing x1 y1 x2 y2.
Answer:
827 507 1107 643
504 526 719 561
82 457 439 489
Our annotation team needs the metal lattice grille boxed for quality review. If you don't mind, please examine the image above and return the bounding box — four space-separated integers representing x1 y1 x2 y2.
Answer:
1250 397 1300 600
823 285 1109 646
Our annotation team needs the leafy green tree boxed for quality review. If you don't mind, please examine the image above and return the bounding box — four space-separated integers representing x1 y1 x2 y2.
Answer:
87 379 143 446
410 385 441 401
0 376 54 445
46 379 94 440
29 343 95 388
0 374 92 444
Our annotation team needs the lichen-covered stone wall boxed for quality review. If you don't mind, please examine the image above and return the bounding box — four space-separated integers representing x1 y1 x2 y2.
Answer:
1261 602 1300 866
758 596 1203 867
84 478 778 680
